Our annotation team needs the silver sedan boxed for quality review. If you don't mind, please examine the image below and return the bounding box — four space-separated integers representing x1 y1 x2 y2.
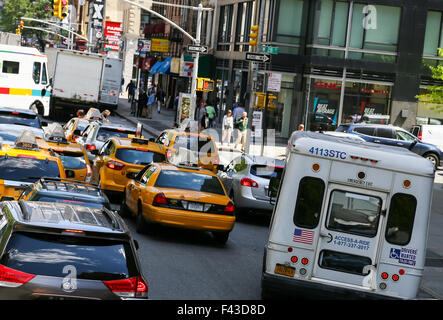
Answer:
218 155 285 214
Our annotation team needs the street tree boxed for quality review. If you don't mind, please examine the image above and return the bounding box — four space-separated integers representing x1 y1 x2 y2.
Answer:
0 0 52 49
416 48 443 113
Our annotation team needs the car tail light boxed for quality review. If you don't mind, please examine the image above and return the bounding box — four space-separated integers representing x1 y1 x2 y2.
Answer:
17 154 38 159
106 160 125 170
0 265 35 288
224 201 234 214
240 177 258 188
418 132 422 140
153 193 168 206
103 276 148 298
165 150 173 159
86 144 96 151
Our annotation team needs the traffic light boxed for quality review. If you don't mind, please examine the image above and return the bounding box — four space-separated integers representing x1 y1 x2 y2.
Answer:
249 25 259 47
16 28 21 35
53 0 62 19
61 0 69 19
19 21 24 32
196 78 214 92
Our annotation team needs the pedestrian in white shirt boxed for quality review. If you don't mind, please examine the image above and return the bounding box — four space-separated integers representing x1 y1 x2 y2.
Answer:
221 109 234 146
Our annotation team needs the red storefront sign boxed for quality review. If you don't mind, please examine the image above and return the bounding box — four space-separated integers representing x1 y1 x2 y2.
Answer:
104 21 122 52
314 81 342 90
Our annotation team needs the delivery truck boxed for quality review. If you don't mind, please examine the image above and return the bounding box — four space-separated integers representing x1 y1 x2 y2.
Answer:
49 49 122 121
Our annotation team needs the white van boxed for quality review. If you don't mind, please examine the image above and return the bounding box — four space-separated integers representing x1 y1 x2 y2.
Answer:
0 44 50 116
411 125 443 153
262 131 434 300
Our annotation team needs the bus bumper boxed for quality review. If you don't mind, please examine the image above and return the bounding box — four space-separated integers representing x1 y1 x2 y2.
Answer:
261 272 400 300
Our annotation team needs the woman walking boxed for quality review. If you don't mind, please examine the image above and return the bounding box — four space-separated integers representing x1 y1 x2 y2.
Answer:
221 109 234 146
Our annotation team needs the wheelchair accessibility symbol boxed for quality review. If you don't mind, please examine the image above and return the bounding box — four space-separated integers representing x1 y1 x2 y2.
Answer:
389 248 401 260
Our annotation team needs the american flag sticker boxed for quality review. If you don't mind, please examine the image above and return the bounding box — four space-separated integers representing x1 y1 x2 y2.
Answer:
293 228 314 245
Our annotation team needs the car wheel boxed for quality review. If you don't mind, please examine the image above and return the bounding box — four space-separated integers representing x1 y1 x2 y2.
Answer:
424 153 439 170
212 231 229 245
119 190 130 218
136 202 149 234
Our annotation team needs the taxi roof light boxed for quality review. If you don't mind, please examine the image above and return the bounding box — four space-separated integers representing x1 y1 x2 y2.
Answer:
131 137 149 145
14 130 39 151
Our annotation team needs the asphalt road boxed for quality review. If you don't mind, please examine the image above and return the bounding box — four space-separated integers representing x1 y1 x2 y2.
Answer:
106 113 443 300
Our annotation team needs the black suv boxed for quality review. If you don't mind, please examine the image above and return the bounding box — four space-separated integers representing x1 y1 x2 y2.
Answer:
0 200 147 300
18 178 111 209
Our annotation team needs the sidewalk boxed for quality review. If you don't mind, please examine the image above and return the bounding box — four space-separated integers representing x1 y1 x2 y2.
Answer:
115 97 288 159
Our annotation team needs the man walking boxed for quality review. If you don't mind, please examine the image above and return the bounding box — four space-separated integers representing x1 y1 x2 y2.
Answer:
137 88 148 118
126 81 135 103
147 89 155 119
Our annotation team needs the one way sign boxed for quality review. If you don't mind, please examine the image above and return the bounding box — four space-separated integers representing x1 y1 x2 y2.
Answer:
246 52 270 63
187 45 208 53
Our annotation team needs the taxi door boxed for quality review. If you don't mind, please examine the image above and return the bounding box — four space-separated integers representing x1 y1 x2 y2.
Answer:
93 141 114 184
312 183 387 289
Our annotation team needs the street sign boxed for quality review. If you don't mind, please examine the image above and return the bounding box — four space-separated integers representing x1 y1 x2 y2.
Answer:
246 52 270 63
187 45 208 53
262 46 279 54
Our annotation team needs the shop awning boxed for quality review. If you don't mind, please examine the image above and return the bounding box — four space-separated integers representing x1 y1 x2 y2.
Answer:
149 61 163 74
158 57 173 74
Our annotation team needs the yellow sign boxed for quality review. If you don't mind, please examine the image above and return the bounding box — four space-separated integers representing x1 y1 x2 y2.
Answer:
151 38 169 52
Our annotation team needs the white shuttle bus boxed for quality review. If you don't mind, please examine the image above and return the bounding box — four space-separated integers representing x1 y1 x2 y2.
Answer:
0 44 50 116
262 131 435 300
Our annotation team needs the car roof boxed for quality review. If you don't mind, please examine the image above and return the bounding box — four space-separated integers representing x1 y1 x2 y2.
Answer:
341 123 404 130
154 162 218 176
99 123 137 131
242 154 285 167
0 107 38 116
113 137 165 153
35 178 105 199
5 200 128 236
37 137 84 154
163 129 213 139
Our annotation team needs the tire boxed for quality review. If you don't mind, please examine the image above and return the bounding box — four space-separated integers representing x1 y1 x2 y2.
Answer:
424 153 439 170
212 231 229 245
136 202 149 234
119 190 130 218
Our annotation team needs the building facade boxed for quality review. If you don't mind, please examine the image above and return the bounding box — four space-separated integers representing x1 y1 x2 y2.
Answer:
214 0 443 138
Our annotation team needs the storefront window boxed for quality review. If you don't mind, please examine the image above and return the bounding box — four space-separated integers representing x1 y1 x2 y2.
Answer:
342 82 391 124
307 78 341 131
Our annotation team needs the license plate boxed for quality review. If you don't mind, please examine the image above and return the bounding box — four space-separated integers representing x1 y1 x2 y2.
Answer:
188 202 204 212
274 264 295 277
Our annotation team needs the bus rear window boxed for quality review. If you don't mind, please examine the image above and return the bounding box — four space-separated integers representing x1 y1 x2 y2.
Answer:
58 152 87 170
385 193 417 246
293 177 325 229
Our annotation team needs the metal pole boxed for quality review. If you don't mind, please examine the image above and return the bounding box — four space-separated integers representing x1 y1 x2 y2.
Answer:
261 72 268 156
190 3 203 122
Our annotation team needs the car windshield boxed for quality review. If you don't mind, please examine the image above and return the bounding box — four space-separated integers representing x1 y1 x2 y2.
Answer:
57 152 87 170
96 128 136 142
115 148 165 165
1 232 138 281
0 112 40 128
155 170 225 195
335 125 349 133
0 157 60 183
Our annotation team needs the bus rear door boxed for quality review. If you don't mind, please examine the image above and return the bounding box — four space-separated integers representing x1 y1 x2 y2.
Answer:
312 184 387 289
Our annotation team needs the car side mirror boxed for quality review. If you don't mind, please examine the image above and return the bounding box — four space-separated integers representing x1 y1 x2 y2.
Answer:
126 172 138 180
73 129 82 136
41 121 48 127
90 149 99 155
216 164 225 172
408 140 418 151
149 138 155 142
134 240 140 250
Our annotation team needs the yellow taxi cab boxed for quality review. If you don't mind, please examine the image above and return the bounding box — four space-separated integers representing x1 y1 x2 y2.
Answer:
63 117 91 142
91 136 166 195
0 130 66 200
155 129 220 173
121 162 235 244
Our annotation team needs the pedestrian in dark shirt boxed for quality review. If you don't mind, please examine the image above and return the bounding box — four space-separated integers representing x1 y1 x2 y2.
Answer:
137 89 148 118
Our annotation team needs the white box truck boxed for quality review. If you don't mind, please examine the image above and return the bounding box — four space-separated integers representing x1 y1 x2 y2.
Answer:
49 49 122 121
